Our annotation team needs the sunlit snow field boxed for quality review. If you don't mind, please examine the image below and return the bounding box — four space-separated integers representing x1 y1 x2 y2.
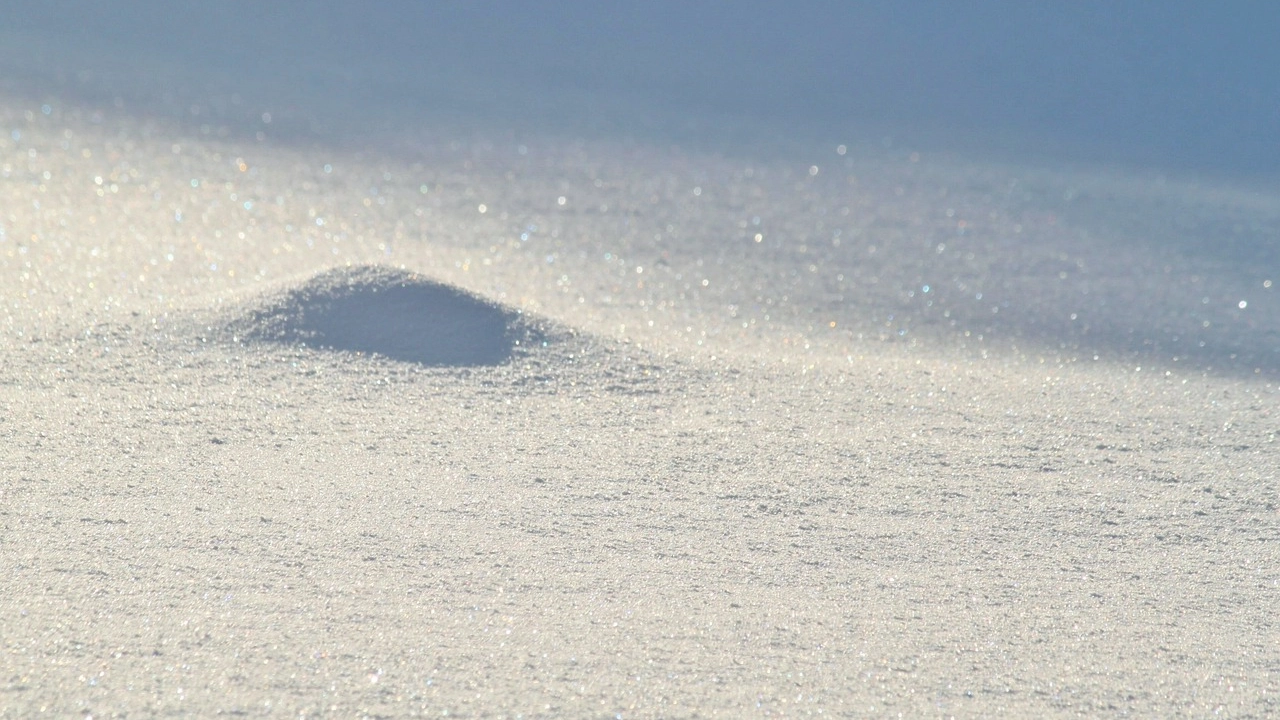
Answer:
1 3 1277 717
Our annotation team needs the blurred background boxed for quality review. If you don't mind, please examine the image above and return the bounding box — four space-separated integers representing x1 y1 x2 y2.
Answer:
2 0 1278 178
